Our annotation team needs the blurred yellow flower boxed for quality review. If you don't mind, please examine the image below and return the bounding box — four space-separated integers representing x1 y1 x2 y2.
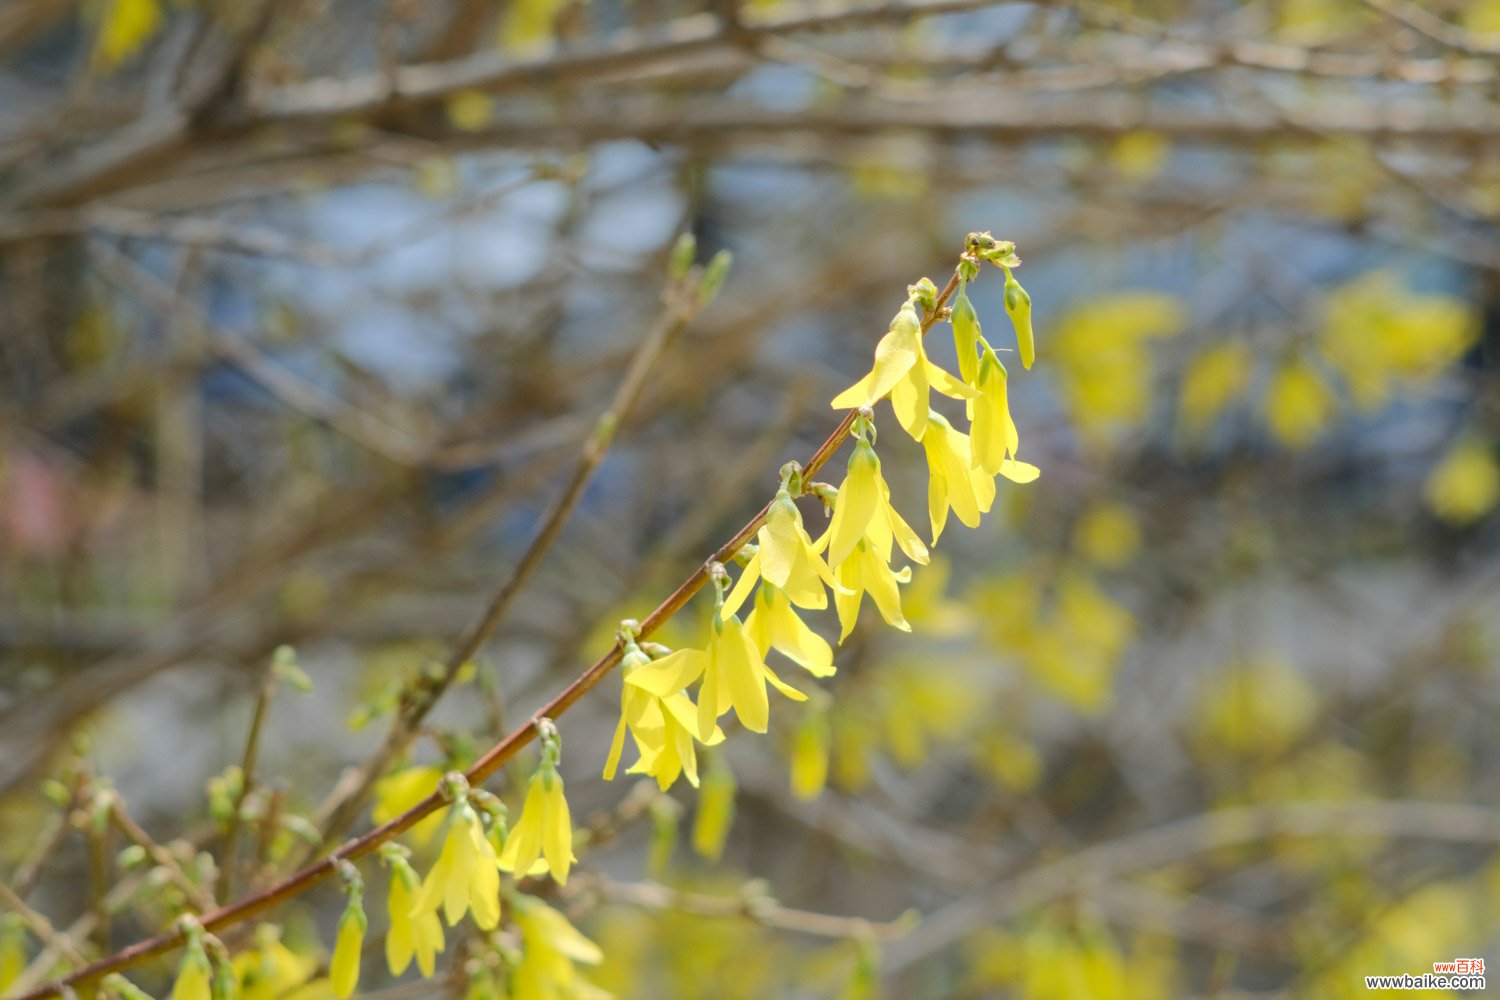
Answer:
789 710 830 801
691 754 736 861
372 766 446 847
1073 502 1141 569
510 895 608 1000
1196 654 1318 755
1177 341 1252 438
1264 358 1336 449
1424 438 1500 525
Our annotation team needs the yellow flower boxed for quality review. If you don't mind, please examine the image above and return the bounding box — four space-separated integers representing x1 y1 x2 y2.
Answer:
831 538 912 640
329 899 366 999
171 942 212 1000
510 895 608 1000
825 437 929 571
1264 357 1336 449
627 612 807 740
831 298 976 440
1425 438 1500 525
969 345 1024 477
413 800 501 930
498 762 575 885
744 583 834 678
1 916 27 996
757 491 839 607
386 855 444 978
605 643 725 791
921 412 1009 542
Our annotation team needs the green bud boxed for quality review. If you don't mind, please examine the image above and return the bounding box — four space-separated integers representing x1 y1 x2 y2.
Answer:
1002 268 1035 370
698 250 732 305
117 844 148 871
951 287 981 385
669 232 697 280
270 646 312 694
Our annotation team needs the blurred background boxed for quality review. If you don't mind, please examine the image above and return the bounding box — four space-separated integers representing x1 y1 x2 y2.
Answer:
3 0 1500 996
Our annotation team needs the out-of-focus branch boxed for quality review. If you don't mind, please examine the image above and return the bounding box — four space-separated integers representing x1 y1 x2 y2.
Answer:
886 800 1500 975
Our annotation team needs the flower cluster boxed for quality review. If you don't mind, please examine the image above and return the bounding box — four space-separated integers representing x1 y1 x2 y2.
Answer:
604 234 1041 797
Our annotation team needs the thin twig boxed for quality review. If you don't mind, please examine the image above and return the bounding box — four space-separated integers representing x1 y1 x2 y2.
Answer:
308 267 716 846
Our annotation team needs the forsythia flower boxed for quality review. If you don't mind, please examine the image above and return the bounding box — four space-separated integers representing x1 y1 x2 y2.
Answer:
171 940 213 1000
969 345 1028 478
329 895 366 999
605 641 724 790
756 491 840 607
825 436 929 570
510 895 609 1000
386 854 444 978
499 758 575 885
831 537 912 640
922 412 997 542
744 583 835 677
413 799 501 929
831 297 976 440
628 610 807 740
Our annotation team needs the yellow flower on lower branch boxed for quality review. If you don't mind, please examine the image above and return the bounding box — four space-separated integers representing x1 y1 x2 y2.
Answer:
757 490 840 608
744 583 834 677
413 798 501 930
499 759 575 886
171 940 213 1000
511 894 609 1000
832 538 912 640
922 412 994 541
386 854 444 978
605 641 725 790
329 897 366 999
627 610 808 740
969 345 1023 477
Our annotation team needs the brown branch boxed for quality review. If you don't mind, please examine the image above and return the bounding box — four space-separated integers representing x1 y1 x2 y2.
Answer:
8 239 973 1000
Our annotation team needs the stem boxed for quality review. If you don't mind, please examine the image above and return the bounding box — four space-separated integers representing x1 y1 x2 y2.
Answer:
218 666 276 900
11 251 968 1000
